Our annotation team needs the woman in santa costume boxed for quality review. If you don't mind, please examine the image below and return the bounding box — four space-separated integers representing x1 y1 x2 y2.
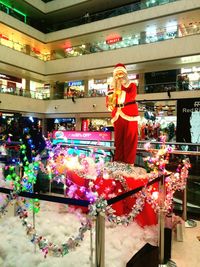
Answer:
107 63 139 164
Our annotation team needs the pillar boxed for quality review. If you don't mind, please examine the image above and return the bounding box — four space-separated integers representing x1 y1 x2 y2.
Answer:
140 31 146 44
25 44 31 55
84 79 89 97
138 73 145 94
25 78 31 97
75 115 82 131
41 117 48 137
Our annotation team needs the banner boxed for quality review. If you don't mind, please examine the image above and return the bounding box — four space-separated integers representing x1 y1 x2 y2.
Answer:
176 98 200 143
52 130 112 142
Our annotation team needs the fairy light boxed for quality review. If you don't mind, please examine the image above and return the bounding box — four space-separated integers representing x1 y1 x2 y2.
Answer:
0 139 191 257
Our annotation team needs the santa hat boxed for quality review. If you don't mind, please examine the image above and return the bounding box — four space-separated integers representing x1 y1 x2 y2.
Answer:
113 63 127 75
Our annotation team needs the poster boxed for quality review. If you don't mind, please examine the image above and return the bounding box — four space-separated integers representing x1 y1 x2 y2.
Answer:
176 98 200 143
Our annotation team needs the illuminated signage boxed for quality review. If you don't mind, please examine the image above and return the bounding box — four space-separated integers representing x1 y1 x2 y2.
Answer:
52 131 111 141
181 66 200 73
0 34 9 40
106 36 122 44
0 73 22 83
68 80 84 86
94 79 107 84
0 1 27 23
0 74 7 78
128 74 139 80
32 47 40 54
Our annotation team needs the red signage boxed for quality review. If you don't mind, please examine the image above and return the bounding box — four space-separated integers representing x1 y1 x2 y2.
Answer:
0 34 9 40
81 119 89 131
32 47 40 54
106 36 122 44
52 131 111 141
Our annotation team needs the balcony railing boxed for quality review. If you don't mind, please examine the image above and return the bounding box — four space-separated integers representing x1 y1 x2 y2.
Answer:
0 82 199 100
0 23 199 62
0 0 180 32
1 1 193 61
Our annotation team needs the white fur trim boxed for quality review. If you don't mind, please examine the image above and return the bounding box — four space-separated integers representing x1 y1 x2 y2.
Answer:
111 112 139 124
113 66 127 75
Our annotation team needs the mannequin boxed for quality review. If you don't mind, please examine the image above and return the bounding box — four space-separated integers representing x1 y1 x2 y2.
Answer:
106 63 139 164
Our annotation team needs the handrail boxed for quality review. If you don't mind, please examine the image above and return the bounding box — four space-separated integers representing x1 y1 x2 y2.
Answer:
0 83 199 100
1 140 200 153
0 176 161 207
0 0 180 33
51 143 200 156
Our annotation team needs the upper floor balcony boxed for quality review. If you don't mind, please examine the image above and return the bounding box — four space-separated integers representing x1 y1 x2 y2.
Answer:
0 12 200 62
0 25 200 76
0 0 180 33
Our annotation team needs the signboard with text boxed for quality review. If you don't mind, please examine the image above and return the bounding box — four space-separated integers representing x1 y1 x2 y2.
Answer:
176 98 200 143
52 130 112 142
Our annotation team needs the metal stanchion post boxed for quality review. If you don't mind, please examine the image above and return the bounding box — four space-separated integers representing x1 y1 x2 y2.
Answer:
182 187 187 222
32 182 37 253
95 212 105 267
158 175 179 267
90 225 94 267
182 183 197 228
49 179 52 194
14 165 23 217
33 206 36 253
158 175 165 266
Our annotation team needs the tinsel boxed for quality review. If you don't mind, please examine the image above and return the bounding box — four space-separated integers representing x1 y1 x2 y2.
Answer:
16 204 92 258
0 139 191 258
88 188 147 226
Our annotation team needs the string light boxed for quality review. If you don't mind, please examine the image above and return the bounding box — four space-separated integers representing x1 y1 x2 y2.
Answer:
0 139 191 257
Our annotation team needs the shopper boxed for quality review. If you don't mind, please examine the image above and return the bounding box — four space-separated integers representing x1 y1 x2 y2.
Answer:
106 63 139 164
183 74 189 90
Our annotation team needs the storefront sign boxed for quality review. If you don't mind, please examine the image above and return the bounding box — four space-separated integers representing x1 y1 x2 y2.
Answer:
94 79 107 84
0 73 22 83
54 118 75 123
0 34 9 40
181 66 200 74
81 119 89 131
52 131 111 141
176 98 200 143
128 74 139 80
106 36 122 44
67 80 84 86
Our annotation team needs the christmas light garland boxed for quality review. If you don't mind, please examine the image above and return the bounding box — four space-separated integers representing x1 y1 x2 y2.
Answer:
16 203 92 258
0 139 191 258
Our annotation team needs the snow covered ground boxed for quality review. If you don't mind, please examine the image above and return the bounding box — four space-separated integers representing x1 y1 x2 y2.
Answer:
0 200 157 267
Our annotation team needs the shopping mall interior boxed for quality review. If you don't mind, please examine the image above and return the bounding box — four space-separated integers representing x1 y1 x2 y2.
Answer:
0 0 200 266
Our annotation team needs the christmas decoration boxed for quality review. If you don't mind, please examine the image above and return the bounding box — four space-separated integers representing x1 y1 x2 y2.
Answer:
0 137 191 258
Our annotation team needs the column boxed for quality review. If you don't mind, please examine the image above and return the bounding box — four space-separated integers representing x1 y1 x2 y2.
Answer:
75 115 82 131
25 78 31 97
84 79 89 97
138 73 145 94
49 82 55 100
140 31 146 44
25 44 31 55
41 117 48 137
